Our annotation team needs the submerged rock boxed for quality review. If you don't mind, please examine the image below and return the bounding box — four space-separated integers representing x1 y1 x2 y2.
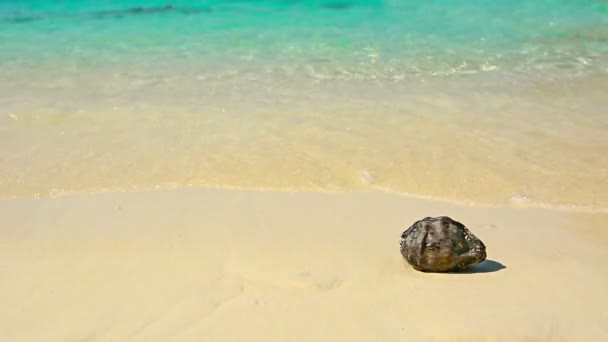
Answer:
400 216 486 272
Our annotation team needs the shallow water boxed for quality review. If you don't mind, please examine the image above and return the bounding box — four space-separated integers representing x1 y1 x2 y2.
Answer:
1 0 608 210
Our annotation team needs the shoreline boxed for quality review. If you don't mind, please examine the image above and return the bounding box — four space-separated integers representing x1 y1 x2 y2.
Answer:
2 184 607 214
1 187 607 340
3 74 607 211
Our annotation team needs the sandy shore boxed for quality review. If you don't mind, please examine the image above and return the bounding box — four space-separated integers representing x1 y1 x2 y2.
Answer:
1 189 607 341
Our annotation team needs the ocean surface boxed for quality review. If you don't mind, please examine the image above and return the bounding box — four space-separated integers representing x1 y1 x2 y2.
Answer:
1 0 608 210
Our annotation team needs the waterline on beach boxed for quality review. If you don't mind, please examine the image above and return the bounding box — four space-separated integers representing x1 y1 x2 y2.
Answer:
1 75 607 212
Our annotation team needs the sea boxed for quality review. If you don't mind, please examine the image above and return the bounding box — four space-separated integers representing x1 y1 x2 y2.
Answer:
1 0 607 211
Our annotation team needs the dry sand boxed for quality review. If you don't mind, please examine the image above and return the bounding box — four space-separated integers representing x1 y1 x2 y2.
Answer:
1 189 607 341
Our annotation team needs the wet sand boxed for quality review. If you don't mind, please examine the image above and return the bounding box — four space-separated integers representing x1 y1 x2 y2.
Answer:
1 188 607 341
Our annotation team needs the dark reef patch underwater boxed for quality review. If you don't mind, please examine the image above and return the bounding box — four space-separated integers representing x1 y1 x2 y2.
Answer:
0 1 385 23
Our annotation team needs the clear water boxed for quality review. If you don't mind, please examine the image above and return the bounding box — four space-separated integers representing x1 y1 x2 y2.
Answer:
1 0 608 210
3 1 608 78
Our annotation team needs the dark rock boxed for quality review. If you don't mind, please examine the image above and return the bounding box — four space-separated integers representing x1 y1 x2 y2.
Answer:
400 216 486 272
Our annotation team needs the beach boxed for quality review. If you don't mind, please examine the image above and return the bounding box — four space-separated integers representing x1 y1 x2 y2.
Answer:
2 0 608 340
2 188 607 341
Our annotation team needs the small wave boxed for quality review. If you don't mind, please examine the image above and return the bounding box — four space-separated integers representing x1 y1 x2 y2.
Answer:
3 182 607 214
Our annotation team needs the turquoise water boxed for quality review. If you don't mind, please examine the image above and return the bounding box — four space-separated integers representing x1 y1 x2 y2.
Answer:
2 0 608 78
1 1 608 209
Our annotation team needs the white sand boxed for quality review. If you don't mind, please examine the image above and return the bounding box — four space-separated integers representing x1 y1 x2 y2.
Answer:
1 189 607 341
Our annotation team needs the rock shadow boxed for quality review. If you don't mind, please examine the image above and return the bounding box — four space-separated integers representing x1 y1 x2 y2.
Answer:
459 259 506 274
